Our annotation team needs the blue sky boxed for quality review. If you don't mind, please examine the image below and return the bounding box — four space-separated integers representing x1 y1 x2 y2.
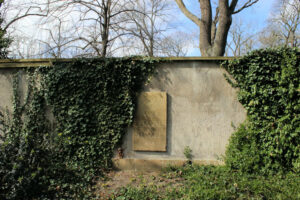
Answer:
172 0 276 56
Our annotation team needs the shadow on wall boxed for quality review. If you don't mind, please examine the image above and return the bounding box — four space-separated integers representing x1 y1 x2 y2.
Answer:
146 64 173 91
122 93 173 157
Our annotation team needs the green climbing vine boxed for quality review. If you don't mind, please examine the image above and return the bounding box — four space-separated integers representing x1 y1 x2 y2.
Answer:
0 57 157 199
0 71 60 199
41 57 157 186
223 47 300 174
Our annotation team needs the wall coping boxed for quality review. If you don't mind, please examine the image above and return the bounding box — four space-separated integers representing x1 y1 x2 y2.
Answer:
0 57 235 68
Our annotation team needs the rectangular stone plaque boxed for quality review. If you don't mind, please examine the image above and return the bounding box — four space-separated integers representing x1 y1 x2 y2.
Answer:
133 92 167 151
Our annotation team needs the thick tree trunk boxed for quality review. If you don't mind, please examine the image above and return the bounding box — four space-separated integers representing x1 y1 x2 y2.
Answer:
211 0 232 56
175 0 259 56
199 1 232 56
199 0 213 56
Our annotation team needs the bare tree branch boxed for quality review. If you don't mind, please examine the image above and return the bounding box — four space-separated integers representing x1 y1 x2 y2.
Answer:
125 0 172 56
175 0 202 26
2 2 50 31
232 0 259 14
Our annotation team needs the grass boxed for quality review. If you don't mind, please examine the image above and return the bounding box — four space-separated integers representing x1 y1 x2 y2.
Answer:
111 165 300 200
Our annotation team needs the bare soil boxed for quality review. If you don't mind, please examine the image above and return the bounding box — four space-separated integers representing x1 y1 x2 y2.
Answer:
96 170 185 199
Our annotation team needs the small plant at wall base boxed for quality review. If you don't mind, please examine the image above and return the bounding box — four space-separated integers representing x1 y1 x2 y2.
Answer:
183 146 193 165
222 47 300 174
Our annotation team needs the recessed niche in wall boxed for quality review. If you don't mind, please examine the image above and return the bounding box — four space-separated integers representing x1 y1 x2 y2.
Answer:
132 92 167 151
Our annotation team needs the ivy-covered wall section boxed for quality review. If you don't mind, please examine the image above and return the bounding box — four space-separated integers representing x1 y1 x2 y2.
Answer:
42 57 156 174
223 48 300 174
0 57 157 199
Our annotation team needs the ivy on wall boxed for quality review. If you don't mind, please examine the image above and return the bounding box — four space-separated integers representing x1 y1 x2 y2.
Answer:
0 71 62 199
42 57 157 177
223 48 300 174
0 57 157 199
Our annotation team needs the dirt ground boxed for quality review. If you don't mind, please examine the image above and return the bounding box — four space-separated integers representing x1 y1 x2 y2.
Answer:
96 170 185 199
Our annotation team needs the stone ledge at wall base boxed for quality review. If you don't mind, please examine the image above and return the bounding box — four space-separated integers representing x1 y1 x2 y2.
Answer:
112 158 224 171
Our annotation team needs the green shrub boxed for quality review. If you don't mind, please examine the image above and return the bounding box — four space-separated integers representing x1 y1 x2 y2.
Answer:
223 47 300 174
0 14 12 59
224 121 262 173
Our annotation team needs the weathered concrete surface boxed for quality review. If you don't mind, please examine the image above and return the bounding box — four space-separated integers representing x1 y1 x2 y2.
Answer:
133 92 167 151
121 61 246 163
0 69 14 113
0 69 28 115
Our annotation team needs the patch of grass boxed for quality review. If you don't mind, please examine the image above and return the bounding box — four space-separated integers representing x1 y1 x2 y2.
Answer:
112 165 300 200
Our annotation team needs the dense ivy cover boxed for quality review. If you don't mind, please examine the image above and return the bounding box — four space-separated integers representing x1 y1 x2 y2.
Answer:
0 71 67 199
223 48 300 174
42 57 156 177
0 57 157 199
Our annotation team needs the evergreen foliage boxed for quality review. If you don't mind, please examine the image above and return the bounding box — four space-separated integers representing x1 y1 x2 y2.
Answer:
223 47 300 174
0 57 157 199
0 1 11 58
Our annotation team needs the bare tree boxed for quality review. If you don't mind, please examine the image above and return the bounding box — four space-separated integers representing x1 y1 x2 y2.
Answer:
36 17 82 58
0 0 49 58
125 0 172 57
1 0 49 33
226 20 256 56
174 0 259 56
276 0 299 47
44 0 137 57
159 31 191 57
9 35 41 59
258 24 285 48
260 0 300 48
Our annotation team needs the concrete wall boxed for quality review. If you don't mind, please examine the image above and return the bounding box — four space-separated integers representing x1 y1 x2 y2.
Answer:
120 60 246 166
0 69 28 115
0 58 246 169
0 68 14 113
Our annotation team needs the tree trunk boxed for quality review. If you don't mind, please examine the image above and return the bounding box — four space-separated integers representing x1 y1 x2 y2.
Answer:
211 0 232 56
101 0 111 57
199 0 213 56
187 0 232 56
175 0 259 56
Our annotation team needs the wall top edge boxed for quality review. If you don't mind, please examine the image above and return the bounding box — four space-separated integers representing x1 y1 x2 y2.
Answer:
160 56 235 61
0 57 235 68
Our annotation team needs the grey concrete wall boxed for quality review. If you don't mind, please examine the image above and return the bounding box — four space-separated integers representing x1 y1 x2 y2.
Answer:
0 68 14 113
121 61 246 162
0 59 246 164
0 69 28 115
